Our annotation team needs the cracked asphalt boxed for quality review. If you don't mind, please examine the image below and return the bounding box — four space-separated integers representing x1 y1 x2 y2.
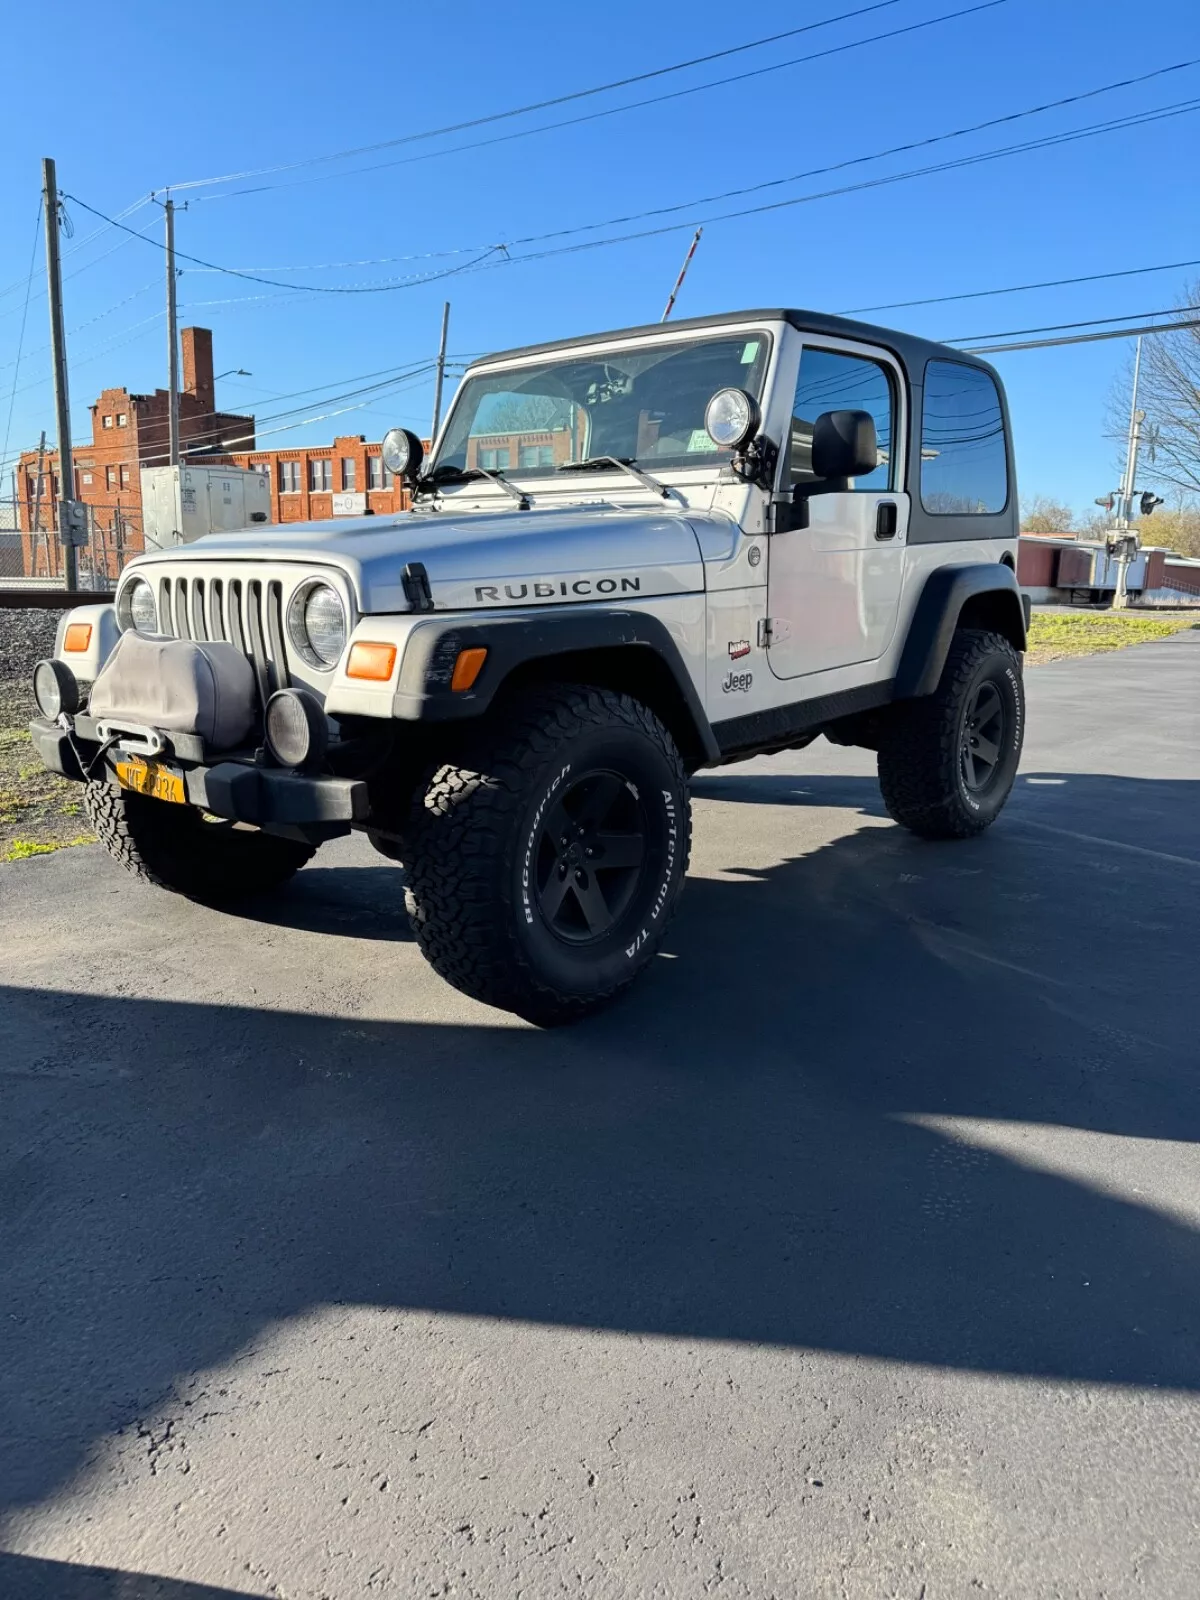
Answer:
1 631 1198 1599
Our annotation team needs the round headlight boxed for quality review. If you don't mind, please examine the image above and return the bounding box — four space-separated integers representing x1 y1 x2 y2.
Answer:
287 582 347 669
33 658 80 719
381 427 424 481
118 576 158 634
264 688 329 771
705 387 761 451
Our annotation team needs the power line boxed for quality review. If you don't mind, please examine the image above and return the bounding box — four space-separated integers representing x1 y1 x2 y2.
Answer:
185 1 1008 205
454 95 1200 273
945 304 1199 342
839 254 1200 314
964 315 1200 353
60 195 504 294
165 1 910 193
489 58 1200 251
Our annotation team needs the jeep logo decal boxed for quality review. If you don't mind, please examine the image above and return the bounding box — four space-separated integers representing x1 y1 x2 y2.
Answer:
474 577 642 603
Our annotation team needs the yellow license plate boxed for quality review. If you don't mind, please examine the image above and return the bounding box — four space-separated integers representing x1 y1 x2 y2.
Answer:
114 756 186 805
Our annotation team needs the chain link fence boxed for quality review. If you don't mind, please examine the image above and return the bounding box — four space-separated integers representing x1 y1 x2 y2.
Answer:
1 491 142 590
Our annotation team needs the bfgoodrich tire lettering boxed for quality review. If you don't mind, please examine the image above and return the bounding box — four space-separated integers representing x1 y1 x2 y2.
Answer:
877 628 1024 839
83 779 315 902
403 684 691 1025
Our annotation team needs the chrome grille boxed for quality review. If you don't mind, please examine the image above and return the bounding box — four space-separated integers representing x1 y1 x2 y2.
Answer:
157 572 289 696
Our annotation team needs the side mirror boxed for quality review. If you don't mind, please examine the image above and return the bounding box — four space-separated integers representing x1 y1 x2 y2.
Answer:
381 427 426 487
811 410 878 482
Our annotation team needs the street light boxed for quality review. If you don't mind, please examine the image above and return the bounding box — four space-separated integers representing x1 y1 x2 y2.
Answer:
214 368 252 381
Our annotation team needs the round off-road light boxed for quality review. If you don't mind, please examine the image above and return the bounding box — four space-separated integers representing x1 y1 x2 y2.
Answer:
381 426 425 482
704 387 761 451
117 576 158 634
264 688 328 771
33 658 80 719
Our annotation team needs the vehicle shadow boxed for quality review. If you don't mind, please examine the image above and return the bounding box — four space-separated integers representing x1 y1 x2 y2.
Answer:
226 862 412 941
2 770 1198 1521
0 1551 262 1599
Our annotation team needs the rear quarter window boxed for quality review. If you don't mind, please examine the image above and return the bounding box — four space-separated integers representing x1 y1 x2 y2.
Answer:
920 360 1009 515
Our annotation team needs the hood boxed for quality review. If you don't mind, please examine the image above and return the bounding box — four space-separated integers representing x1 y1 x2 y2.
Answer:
136 504 713 613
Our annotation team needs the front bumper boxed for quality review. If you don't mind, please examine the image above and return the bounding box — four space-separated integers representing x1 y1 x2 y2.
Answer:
29 716 368 839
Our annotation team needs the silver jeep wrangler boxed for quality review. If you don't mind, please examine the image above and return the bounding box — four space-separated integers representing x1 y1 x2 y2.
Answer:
30 308 1027 1023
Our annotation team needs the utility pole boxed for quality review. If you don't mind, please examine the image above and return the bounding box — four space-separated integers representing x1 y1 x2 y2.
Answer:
42 157 80 588
661 228 703 322
430 300 451 443
1112 336 1145 610
165 196 181 466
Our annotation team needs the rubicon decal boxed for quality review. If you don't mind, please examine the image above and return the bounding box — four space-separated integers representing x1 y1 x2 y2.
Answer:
727 639 750 660
474 576 643 603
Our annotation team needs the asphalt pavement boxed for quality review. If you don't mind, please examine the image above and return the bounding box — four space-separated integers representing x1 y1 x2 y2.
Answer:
1 631 1198 1599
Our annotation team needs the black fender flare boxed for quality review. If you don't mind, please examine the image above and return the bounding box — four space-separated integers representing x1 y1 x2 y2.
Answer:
391 607 720 766
895 563 1028 699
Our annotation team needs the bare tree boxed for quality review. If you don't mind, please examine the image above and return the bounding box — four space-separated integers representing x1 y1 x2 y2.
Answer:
1019 494 1075 534
1120 280 1200 498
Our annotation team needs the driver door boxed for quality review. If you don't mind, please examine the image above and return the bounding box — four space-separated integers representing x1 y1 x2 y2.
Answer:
766 339 908 680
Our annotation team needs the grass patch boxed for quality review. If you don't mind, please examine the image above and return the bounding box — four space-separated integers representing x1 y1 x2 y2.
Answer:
4 834 92 863
0 686 96 861
1026 611 1197 666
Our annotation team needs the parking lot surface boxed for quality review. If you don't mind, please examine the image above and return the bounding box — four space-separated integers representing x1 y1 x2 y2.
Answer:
2 631 1198 1599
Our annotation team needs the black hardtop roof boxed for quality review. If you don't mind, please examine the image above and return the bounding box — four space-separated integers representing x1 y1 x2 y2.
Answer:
476 307 996 379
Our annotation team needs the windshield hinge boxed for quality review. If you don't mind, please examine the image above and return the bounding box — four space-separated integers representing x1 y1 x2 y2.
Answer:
402 561 434 612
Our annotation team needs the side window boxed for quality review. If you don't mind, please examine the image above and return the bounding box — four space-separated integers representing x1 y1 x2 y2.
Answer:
920 361 1008 514
790 346 894 491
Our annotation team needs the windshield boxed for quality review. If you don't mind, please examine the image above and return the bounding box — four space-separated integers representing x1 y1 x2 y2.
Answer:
434 332 772 478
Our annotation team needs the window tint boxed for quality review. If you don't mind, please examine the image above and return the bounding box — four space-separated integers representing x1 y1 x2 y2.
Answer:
920 361 1008 514
790 346 893 491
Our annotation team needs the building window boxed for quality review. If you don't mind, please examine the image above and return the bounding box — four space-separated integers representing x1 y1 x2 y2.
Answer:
117 413 128 428
478 446 510 471
81 472 93 486
105 465 117 490
102 415 113 429
309 458 332 492
920 360 1009 515
120 465 131 488
279 461 300 493
367 456 393 490
518 444 554 469
341 457 357 491
257 462 270 484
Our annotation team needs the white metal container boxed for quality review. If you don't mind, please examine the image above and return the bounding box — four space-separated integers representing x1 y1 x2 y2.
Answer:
140 464 271 550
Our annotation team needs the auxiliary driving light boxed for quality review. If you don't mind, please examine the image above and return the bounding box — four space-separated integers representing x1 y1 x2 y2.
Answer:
704 387 761 451
264 688 329 771
381 426 425 484
33 658 81 719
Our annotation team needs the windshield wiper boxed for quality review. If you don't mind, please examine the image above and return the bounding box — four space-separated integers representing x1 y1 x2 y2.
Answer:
557 456 669 499
420 464 529 509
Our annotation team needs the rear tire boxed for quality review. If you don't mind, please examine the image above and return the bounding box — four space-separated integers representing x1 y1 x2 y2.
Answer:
83 779 315 903
877 628 1024 839
403 684 691 1025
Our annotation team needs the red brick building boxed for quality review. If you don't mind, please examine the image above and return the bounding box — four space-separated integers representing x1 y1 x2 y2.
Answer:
17 328 254 578
228 436 408 524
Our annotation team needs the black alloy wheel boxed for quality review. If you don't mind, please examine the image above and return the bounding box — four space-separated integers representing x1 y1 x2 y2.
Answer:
959 679 1006 794
532 769 647 944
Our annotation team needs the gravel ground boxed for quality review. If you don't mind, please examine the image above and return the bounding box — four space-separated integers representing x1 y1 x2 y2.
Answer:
0 609 89 861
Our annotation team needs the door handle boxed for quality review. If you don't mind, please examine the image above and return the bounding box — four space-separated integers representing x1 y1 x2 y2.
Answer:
875 501 898 540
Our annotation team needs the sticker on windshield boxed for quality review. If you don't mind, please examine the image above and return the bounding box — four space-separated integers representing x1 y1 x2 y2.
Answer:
686 429 714 452
741 341 760 364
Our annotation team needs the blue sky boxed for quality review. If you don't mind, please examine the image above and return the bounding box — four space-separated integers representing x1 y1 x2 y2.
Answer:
2 0 1197 514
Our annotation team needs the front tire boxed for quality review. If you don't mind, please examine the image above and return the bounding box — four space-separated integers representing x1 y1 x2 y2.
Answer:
403 684 691 1025
877 628 1024 839
83 780 316 903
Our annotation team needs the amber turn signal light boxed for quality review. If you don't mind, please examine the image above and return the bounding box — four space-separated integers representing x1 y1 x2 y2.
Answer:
450 647 488 692
345 641 397 681
63 623 93 652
